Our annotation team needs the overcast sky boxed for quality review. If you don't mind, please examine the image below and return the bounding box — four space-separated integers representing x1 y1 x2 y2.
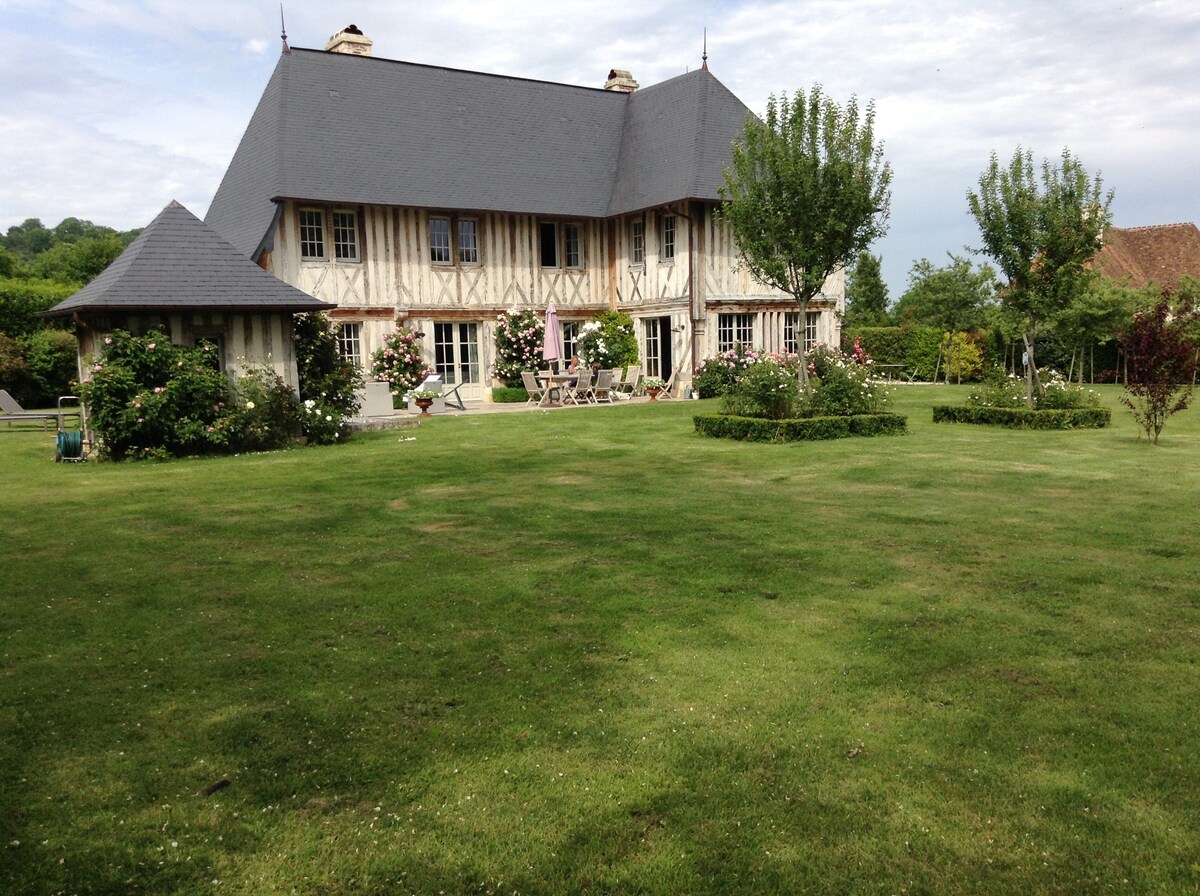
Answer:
1 0 1197 296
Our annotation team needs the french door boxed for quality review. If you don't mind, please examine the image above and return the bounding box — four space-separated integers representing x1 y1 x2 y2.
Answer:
433 322 481 401
642 317 673 379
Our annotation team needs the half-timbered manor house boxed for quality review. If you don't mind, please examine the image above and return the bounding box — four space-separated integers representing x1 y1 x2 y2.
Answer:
205 25 845 401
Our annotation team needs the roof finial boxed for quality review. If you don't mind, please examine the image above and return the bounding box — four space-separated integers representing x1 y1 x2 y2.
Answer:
280 4 291 55
701 27 709 71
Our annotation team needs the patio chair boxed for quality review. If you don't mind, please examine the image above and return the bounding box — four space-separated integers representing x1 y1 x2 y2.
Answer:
564 368 593 405
592 369 615 404
616 366 640 398
521 370 547 406
1 389 60 429
656 367 680 400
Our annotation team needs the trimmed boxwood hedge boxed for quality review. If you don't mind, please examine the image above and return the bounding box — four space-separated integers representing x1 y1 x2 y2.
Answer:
491 386 529 403
932 405 1111 429
694 413 907 442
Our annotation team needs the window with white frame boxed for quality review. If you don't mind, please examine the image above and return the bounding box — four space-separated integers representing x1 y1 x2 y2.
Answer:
561 321 580 361
661 215 676 262
429 217 452 264
332 211 358 260
539 221 585 269
563 223 582 268
301 208 361 261
299 209 326 259
717 313 754 352
338 322 363 368
630 219 645 265
457 219 480 265
784 310 822 354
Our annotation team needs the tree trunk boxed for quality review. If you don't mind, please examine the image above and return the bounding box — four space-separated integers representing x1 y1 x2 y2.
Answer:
795 299 809 390
1021 327 1043 406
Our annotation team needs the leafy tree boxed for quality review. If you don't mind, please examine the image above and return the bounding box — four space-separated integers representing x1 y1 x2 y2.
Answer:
2 218 53 259
1058 278 1145 383
843 251 890 327
32 234 125 285
967 147 1113 403
893 255 997 332
0 246 16 278
1117 291 1199 443
720 85 892 385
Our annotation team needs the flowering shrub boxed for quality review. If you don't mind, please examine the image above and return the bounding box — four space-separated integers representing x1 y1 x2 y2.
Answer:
720 356 799 419
81 330 232 460
301 396 351 444
81 329 353 460
576 310 638 369
967 369 1099 410
492 309 545 387
293 313 360 425
694 345 800 398
801 344 890 417
370 327 432 401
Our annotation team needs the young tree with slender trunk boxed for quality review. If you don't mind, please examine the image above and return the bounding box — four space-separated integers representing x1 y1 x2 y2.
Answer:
720 85 892 385
967 147 1112 403
1118 291 1199 443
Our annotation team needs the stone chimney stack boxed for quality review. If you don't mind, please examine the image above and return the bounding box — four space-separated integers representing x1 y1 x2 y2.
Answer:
325 24 373 56
603 69 639 93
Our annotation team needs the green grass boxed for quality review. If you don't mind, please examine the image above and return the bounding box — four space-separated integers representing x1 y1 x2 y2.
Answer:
2 387 1199 895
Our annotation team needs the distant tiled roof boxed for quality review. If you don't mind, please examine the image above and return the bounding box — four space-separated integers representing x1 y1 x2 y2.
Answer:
47 201 334 315
205 49 754 256
1091 223 1200 291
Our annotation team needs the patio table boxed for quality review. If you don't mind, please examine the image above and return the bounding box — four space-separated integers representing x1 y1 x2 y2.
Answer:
537 371 578 406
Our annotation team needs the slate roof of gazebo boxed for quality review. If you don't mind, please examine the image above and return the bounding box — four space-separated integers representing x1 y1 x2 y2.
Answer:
46 201 334 315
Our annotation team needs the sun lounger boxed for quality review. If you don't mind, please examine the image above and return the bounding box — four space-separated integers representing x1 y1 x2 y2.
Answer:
0 389 60 429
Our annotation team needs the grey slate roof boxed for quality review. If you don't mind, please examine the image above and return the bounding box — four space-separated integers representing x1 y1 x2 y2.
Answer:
206 49 754 257
47 201 334 315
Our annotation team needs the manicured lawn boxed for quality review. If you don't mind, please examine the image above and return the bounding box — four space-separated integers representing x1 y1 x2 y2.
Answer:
2 387 1198 895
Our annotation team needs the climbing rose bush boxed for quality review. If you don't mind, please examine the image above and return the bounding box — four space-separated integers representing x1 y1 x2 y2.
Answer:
370 327 432 400
492 308 545 387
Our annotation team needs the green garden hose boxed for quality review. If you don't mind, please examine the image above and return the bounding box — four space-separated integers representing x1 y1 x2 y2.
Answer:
56 429 83 461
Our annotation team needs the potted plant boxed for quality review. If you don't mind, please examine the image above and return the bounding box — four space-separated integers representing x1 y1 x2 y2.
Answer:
642 376 666 400
406 388 440 416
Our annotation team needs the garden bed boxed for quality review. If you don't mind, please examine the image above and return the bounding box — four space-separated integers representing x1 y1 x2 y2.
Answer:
695 412 907 441
932 405 1111 429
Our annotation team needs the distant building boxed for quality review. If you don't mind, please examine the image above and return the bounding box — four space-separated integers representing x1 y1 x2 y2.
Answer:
1092 222 1200 292
204 25 844 401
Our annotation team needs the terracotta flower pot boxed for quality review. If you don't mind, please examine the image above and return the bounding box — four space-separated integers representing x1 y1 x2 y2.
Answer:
415 398 434 417
646 388 661 401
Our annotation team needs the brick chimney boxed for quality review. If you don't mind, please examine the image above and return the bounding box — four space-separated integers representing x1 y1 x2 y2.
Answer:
603 69 639 92
325 24 373 56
